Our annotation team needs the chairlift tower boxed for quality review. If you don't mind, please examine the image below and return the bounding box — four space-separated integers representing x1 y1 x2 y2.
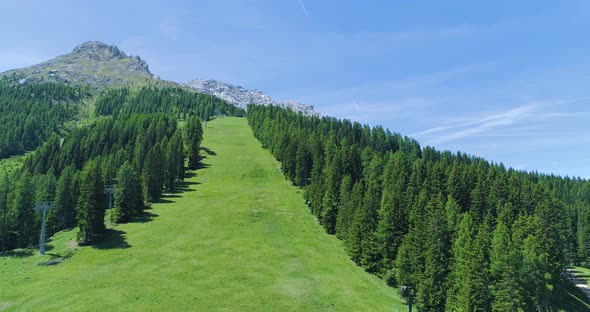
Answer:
35 201 55 255
104 185 115 209
401 286 413 312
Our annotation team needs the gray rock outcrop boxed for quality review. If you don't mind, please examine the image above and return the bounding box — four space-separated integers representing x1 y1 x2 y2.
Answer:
183 79 317 116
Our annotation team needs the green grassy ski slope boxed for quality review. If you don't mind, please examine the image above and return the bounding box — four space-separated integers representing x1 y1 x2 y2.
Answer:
0 117 403 311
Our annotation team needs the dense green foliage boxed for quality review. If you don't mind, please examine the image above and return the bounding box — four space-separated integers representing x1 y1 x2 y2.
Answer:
0 117 403 311
247 104 590 311
94 86 244 119
0 85 245 250
76 160 106 244
0 79 89 159
186 115 204 170
112 161 142 223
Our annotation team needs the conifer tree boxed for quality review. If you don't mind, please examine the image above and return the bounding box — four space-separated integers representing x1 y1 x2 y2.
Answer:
76 161 106 244
395 236 414 289
54 166 77 229
376 152 409 269
446 213 476 311
112 161 142 223
14 173 34 248
321 190 338 234
470 176 487 223
346 180 367 264
577 204 590 263
445 196 461 238
321 149 346 232
335 175 353 240
0 173 8 253
490 220 524 311
142 144 164 202
447 163 469 209
359 178 382 272
470 218 493 311
185 115 203 170
417 197 451 312
165 130 184 191
294 143 312 187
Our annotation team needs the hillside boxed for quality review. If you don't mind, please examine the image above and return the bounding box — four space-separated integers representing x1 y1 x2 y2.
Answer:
0 117 402 311
0 41 155 90
247 104 590 311
0 41 318 115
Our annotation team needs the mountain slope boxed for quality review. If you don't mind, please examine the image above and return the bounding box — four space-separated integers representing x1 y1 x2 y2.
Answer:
184 79 317 116
0 41 318 115
0 117 402 311
0 41 155 89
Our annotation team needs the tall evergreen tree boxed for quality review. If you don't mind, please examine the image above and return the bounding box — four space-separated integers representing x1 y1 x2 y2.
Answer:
490 220 524 311
294 142 312 187
376 152 409 270
76 161 106 244
185 115 203 170
321 149 346 232
142 144 164 202
112 161 143 223
470 219 493 311
54 166 77 230
577 204 590 263
165 130 184 191
14 173 34 248
359 180 382 273
417 197 452 312
335 175 353 241
446 213 476 311
0 173 8 253
534 197 566 279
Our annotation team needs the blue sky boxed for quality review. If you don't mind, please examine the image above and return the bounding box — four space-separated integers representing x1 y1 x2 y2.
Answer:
1 0 589 178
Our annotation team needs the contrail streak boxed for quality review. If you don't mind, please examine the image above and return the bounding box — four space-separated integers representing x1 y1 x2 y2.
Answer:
297 0 310 16
353 102 360 111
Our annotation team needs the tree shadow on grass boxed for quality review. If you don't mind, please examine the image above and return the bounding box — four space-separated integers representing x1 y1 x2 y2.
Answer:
184 171 198 179
175 181 199 192
161 194 181 198
153 197 175 204
134 211 158 223
193 162 211 170
38 249 75 266
1 249 36 258
200 147 217 156
92 229 131 250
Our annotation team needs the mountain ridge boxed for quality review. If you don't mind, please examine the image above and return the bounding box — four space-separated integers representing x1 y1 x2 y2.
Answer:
183 79 317 116
0 41 154 89
0 41 318 115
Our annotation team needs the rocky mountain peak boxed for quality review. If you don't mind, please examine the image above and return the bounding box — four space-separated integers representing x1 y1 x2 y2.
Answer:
71 41 124 61
0 41 153 89
183 79 318 116
0 41 317 116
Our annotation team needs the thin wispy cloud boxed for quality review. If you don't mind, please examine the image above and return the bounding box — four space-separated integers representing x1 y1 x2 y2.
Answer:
353 101 360 111
297 0 310 17
414 105 536 144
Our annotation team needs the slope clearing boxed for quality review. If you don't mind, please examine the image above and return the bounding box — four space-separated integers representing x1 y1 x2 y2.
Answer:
0 117 402 311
